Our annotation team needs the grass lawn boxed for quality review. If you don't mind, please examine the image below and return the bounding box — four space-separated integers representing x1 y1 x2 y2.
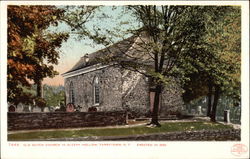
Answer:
8 121 233 141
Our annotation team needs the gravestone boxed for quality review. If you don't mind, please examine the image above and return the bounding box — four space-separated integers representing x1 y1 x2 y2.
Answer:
66 103 75 112
202 108 207 114
23 105 31 112
43 107 50 112
224 110 230 123
8 105 16 112
32 106 42 112
197 106 202 115
16 104 24 112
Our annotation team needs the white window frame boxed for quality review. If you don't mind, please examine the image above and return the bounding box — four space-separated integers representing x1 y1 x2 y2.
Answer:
69 82 75 104
93 76 100 106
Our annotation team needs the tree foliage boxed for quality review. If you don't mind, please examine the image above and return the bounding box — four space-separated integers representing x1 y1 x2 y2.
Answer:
21 84 65 107
43 85 65 107
8 5 68 105
203 6 241 99
182 6 241 121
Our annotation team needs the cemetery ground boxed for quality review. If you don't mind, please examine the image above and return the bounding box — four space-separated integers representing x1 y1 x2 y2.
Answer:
8 118 239 141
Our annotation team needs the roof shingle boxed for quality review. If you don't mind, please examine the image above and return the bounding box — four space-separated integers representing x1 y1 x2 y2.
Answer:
64 36 136 74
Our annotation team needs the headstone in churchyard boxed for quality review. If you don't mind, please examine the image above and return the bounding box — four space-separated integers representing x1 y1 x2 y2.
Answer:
202 108 206 114
49 107 55 112
32 106 42 112
197 106 202 115
66 103 75 112
8 105 16 112
23 105 31 112
43 107 50 112
224 110 230 123
16 103 24 112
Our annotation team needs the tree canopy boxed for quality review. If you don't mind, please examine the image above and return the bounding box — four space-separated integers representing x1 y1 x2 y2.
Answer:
8 5 68 105
180 6 241 121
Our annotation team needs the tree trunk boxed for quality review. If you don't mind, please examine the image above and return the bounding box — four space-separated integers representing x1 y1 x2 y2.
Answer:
150 84 162 127
210 85 220 122
207 83 213 117
36 80 42 97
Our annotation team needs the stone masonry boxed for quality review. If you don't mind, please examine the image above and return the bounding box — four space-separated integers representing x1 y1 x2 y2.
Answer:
64 65 184 117
103 129 240 141
65 66 123 112
8 111 127 131
29 128 240 141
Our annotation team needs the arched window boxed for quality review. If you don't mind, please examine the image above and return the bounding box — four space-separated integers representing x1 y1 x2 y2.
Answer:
69 82 75 104
93 76 100 105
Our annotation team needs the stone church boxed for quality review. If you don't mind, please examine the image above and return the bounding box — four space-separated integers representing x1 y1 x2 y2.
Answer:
62 35 184 117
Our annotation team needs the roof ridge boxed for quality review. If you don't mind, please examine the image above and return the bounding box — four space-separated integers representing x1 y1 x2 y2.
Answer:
63 35 137 75
81 35 137 58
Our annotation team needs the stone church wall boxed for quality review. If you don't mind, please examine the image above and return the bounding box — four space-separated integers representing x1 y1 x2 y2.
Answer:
160 81 184 117
65 66 123 112
122 71 184 118
65 66 184 117
122 71 150 118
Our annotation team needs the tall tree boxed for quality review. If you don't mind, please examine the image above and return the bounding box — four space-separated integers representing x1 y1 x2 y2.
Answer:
182 6 241 121
203 6 241 121
126 6 209 126
89 6 207 126
8 5 68 105
29 29 68 98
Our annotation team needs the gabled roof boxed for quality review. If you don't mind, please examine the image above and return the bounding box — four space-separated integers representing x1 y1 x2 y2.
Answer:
63 36 137 75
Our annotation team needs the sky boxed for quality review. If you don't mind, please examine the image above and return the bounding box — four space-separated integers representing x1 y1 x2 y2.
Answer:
43 6 138 86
